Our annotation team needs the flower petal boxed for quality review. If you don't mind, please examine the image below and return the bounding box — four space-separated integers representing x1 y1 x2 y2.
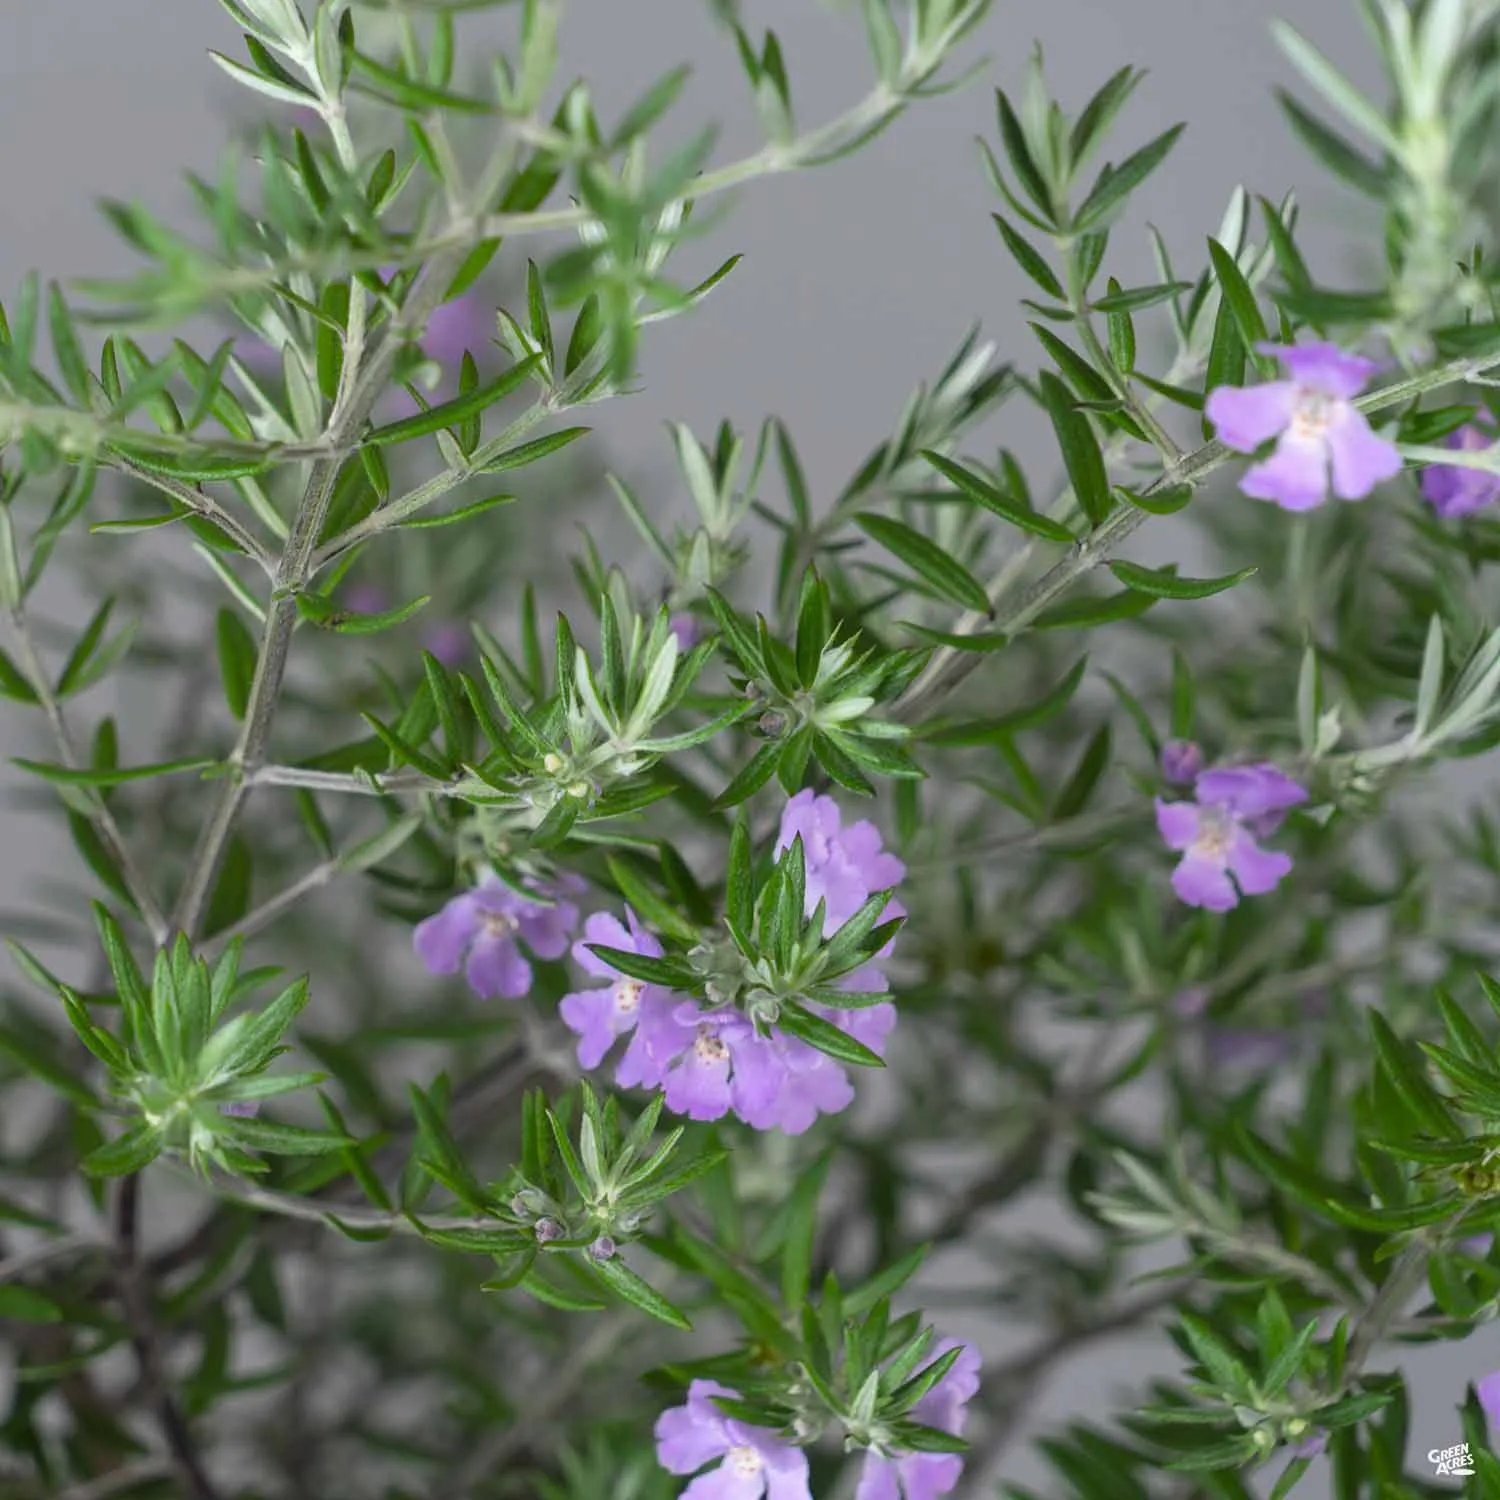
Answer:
1323 405 1402 499
517 897 578 960
682 1467 763 1500
573 911 635 978
1203 380 1296 452
1226 829 1293 895
1154 798 1202 852
465 933 532 999
664 1039 734 1121
412 893 479 975
1265 341 1377 399
1171 852 1238 911
655 1401 729 1474
854 1456 903 1500
1194 764 1307 820
1239 429 1330 511
559 986 622 1070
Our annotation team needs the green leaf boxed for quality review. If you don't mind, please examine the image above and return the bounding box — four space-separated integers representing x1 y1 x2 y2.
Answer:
1037 371 1111 526
1206 238 1269 353
82 1126 164 1177
776 1004 884 1069
605 857 699 945
584 945 695 990
925 656 1088 744
992 214 1064 299
0 1285 63 1323
54 599 134 698
474 425 591 474
1107 560 1256 600
993 89 1053 222
303 592 430 635
226 1118 353 1156
855 514 991 613
1117 481 1194 515
779 1151 833 1310
1203 287 1247 407
367 357 540 448
0 644 37 703
11 754 215 788
1368 1012 1461 1140
1271 23 1398 153
1090 283 1192 314
1072 124 1185 232
590 1255 692 1329
1276 92 1388 198
1032 589 1158 630
216 607 258 720
208 49 317 107
1051 723 1112 819
921 451 1074 543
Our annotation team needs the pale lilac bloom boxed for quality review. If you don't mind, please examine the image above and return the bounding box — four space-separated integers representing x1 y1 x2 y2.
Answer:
776 790 906 937
643 1007 795 1128
1204 342 1402 511
1421 423 1500 519
856 1340 981 1500
669 613 703 651
414 871 579 999
655 1378 811 1500
1460 1233 1494 1258
423 620 471 669
1159 739 1202 785
219 1100 260 1118
1156 764 1308 912
560 909 674 1077
626 793 907 1134
1478 1371 1500 1426
1289 1430 1327 1458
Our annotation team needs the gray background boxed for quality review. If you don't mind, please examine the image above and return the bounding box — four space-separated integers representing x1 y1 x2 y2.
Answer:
1 1 1495 1494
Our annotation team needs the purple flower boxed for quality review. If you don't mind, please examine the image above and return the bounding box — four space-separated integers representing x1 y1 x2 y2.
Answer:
654 1379 811 1500
1156 764 1308 912
219 1100 261 1118
1289 1430 1327 1458
1460 1232 1494 1258
1160 739 1203 785
1478 1371 1500 1426
560 909 674 1078
856 1340 981 1500
612 793 906 1134
421 292 492 372
423 620 471 669
414 872 580 999
1421 423 1500 519
1204 342 1402 511
775 790 907 937
669 613 703 652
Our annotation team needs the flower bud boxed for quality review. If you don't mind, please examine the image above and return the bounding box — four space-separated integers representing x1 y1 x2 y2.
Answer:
587 1235 616 1262
534 1217 564 1244
1159 738 1202 785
